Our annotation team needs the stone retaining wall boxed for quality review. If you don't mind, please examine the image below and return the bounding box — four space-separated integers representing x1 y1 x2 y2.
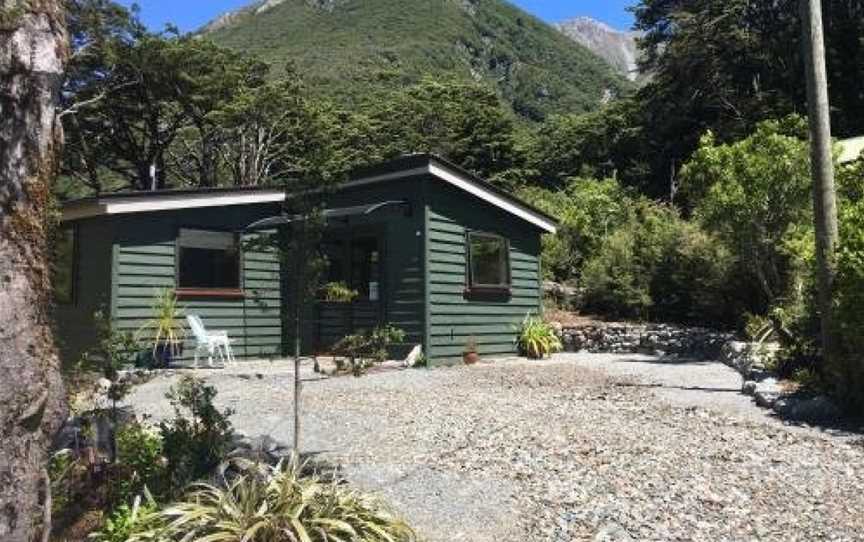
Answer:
556 322 735 360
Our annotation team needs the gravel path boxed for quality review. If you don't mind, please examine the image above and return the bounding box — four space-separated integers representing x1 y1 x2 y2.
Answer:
126 354 864 541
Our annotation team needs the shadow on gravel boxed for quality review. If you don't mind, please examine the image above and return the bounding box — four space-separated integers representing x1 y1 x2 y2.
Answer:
613 356 717 367
765 394 864 436
615 382 741 394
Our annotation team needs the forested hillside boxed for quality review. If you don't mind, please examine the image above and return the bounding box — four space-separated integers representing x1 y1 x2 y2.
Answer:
202 0 629 121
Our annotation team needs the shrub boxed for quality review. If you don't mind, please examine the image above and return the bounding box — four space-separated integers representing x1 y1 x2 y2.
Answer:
581 201 736 325
517 177 632 283
89 491 161 542
125 461 417 542
333 324 406 376
515 314 562 359
113 423 166 503
681 118 812 314
832 199 864 412
159 376 234 493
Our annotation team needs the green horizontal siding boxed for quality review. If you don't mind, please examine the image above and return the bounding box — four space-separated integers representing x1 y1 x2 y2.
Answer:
113 224 284 361
426 182 543 365
292 179 425 357
54 218 114 364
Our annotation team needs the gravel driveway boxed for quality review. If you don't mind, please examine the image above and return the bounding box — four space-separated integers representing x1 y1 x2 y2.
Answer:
126 354 864 541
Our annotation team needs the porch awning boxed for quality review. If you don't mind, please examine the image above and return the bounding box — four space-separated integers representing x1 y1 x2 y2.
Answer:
241 200 410 232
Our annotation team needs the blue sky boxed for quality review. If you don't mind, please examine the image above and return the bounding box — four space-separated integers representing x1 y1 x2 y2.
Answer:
120 1 636 34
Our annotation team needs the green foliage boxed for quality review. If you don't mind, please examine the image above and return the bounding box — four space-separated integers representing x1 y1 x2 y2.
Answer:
832 198 864 411
517 101 643 187
366 78 516 179
207 0 629 123
582 201 736 325
514 314 562 359
682 119 812 308
792 368 825 394
134 288 186 365
48 449 77 518
122 461 416 542
626 0 864 196
333 324 406 376
89 491 162 542
159 376 234 493
517 177 632 282
320 281 359 303
78 310 138 382
113 423 166 503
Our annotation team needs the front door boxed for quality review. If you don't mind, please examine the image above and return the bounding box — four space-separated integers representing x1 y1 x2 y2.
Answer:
316 230 385 351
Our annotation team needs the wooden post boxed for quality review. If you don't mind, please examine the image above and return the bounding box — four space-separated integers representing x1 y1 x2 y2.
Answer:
800 0 840 378
292 220 304 460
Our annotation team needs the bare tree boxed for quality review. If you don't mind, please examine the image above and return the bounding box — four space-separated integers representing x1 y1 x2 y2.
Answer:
800 0 840 376
0 2 69 541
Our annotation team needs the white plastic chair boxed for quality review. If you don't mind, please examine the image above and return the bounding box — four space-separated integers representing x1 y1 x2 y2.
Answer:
186 315 236 367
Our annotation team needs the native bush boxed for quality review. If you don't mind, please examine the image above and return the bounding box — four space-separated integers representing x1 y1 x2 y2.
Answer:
333 324 406 376
681 118 813 312
833 198 864 412
89 491 162 542
581 200 736 325
517 177 632 283
113 423 167 503
159 376 234 493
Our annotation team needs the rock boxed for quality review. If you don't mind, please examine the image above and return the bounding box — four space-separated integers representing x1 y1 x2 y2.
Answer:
773 395 842 423
557 322 734 360
248 434 281 453
742 381 758 396
750 378 782 408
404 344 423 367
594 522 634 541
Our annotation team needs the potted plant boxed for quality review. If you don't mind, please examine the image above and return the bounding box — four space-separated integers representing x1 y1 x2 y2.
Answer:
320 281 359 303
463 336 480 365
136 288 187 368
515 313 563 359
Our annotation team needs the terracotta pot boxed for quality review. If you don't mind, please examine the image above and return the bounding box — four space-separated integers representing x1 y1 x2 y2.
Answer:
463 351 480 365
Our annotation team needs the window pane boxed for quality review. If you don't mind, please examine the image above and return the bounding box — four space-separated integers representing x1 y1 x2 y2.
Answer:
351 237 380 300
322 240 346 284
53 226 75 304
469 233 508 287
177 230 240 289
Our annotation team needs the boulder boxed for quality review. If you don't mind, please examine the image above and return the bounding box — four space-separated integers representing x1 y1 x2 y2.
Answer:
773 395 842 423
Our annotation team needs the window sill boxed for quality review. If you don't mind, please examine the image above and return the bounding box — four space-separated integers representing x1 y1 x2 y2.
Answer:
463 286 512 298
176 288 246 299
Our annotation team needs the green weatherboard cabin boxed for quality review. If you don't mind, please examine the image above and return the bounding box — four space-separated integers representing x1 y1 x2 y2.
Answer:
56 155 558 366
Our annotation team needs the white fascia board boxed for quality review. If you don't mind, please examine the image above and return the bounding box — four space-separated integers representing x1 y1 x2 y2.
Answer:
345 164 558 234
428 163 558 233
61 190 286 222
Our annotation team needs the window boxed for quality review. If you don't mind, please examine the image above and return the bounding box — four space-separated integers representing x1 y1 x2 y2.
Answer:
53 226 76 304
177 229 241 292
467 232 510 290
351 237 380 301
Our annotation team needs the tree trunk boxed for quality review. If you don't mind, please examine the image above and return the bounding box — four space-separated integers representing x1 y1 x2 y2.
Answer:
0 2 69 541
800 0 840 380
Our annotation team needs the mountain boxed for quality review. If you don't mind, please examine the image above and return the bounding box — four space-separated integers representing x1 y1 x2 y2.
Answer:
202 0 631 121
556 17 640 82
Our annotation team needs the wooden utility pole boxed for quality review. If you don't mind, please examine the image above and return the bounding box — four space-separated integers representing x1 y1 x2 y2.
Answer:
0 2 69 541
800 0 840 374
